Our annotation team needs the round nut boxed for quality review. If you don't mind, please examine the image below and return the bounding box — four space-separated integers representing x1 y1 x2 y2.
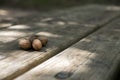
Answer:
39 37 48 46
32 39 42 51
29 35 39 42
19 38 31 50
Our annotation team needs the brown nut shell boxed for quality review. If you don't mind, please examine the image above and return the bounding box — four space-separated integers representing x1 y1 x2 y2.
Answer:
29 35 39 42
32 39 42 51
19 38 31 50
39 37 48 46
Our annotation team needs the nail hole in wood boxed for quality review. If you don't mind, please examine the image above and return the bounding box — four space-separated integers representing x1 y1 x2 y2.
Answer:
54 71 73 79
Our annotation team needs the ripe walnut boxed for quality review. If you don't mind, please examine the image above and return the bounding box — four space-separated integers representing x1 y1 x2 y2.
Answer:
39 37 48 46
32 39 42 51
29 35 39 42
19 38 31 50
30 35 48 46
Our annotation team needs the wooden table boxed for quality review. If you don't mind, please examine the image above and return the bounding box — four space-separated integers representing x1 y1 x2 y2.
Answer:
0 5 120 80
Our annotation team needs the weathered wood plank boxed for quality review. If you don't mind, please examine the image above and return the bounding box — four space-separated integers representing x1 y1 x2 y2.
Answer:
0 5 120 80
0 8 37 29
15 17 120 80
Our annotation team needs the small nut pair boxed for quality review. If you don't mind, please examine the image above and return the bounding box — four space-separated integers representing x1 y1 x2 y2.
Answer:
19 35 48 51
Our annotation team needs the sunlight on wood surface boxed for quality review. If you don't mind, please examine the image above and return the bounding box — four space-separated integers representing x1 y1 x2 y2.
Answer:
37 32 62 38
8 25 30 29
14 47 95 80
0 9 9 16
0 31 25 37
106 6 120 11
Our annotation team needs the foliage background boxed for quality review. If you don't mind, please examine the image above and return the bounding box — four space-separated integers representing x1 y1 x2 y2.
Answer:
0 0 120 9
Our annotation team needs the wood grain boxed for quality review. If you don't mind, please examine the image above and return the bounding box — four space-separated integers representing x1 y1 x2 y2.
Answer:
0 5 120 80
15 16 120 80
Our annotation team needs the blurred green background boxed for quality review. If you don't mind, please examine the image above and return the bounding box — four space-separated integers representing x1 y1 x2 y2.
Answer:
0 0 120 10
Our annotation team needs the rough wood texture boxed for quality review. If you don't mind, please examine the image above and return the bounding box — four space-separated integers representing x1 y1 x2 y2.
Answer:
0 8 37 29
0 5 120 80
15 17 120 80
